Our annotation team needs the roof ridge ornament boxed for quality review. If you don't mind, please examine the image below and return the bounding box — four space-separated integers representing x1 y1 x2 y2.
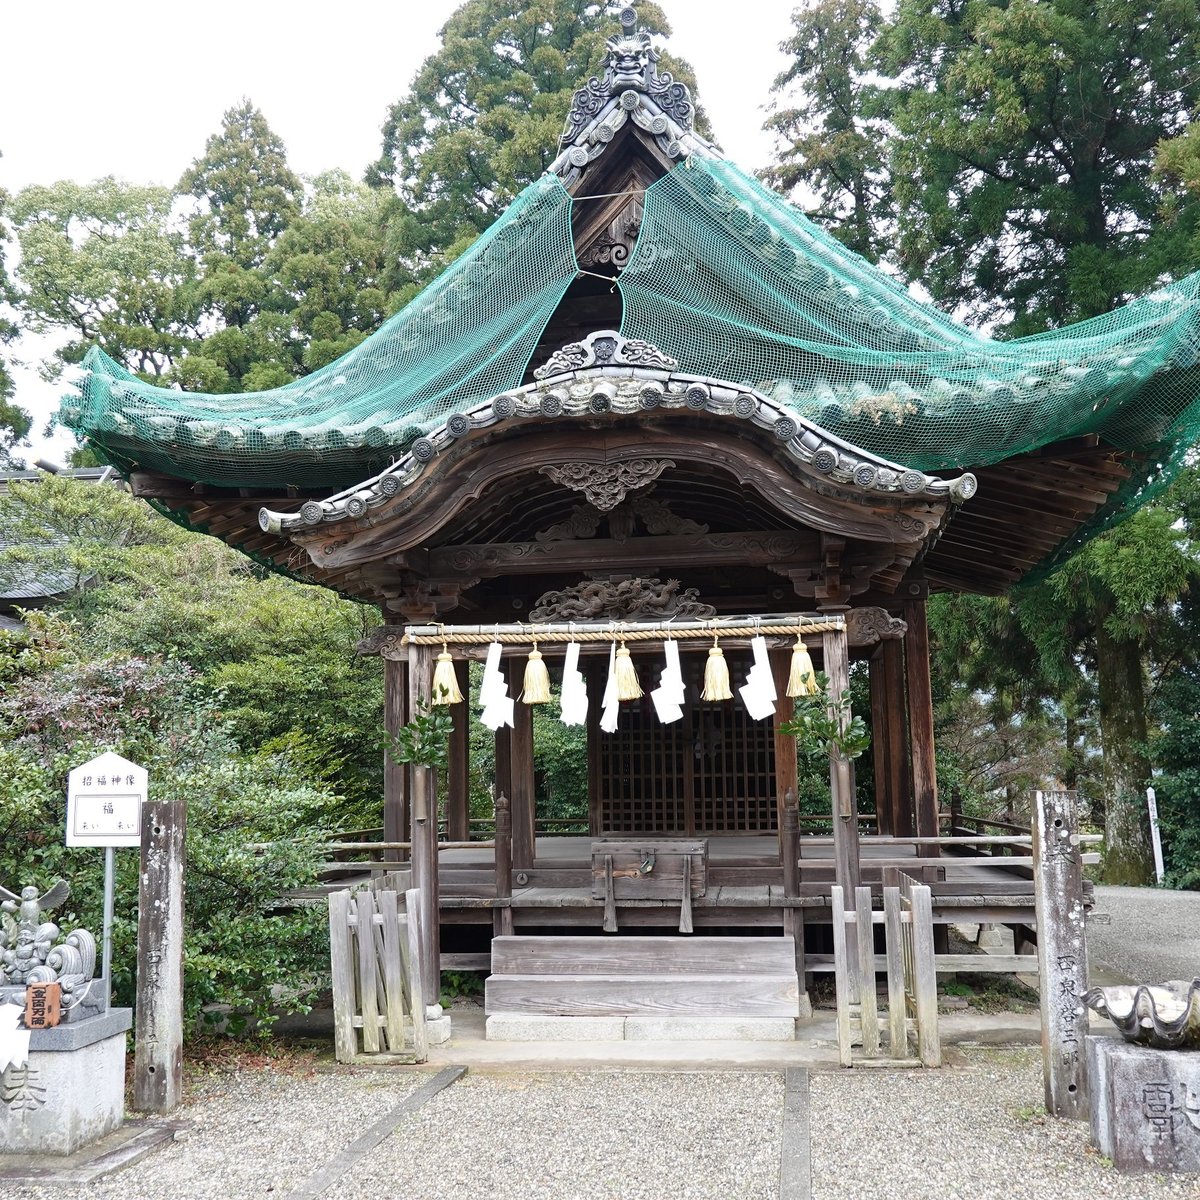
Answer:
554 4 706 182
534 330 679 379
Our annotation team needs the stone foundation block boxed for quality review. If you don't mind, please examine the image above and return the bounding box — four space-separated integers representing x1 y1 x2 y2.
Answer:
1 1009 131 1155
624 1016 797 1042
1088 1035 1200 1174
486 1014 626 1041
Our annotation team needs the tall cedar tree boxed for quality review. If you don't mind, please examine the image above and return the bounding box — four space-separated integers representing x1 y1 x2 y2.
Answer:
877 0 1200 334
770 0 1200 882
763 0 891 262
0 176 32 464
366 0 701 292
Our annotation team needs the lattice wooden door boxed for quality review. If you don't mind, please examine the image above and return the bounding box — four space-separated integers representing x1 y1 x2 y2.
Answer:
592 652 778 835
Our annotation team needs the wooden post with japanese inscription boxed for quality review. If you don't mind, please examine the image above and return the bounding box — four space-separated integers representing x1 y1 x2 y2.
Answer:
1033 788 1089 1119
134 795 186 1114
407 639 440 1006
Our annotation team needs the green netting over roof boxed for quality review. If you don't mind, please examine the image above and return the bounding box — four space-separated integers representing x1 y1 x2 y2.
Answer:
63 175 580 490
617 156 1200 573
65 150 1200 575
619 156 1200 470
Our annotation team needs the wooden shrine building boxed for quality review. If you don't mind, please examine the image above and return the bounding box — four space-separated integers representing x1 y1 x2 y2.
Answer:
67 7 1200 1024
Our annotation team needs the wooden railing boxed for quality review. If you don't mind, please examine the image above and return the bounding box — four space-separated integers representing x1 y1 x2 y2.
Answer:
831 872 940 1067
328 885 427 1063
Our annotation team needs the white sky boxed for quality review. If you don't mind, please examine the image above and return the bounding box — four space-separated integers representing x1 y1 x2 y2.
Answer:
0 0 797 464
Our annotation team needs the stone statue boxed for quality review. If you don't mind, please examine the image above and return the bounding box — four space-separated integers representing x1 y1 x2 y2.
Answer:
0 881 68 939
0 880 101 1020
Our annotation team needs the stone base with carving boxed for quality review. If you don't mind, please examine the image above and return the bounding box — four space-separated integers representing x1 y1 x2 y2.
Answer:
1088 1035 1200 1174
0 1008 131 1155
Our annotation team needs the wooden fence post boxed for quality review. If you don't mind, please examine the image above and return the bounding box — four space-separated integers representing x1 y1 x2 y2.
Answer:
780 790 804 980
133 796 186 1113
494 791 514 937
1033 789 1089 1118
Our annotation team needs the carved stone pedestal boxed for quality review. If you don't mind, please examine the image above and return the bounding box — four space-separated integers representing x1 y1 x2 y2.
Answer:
0 1008 131 1155
1088 1035 1200 1174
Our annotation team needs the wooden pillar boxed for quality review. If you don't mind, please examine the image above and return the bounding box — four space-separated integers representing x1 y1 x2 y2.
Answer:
586 657 603 835
822 625 861 895
903 598 940 856
407 641 440 1005
881 637 913 839
772 648 798 841
446 659 470 843
493 791 514 937
868 651 890 836
383 655 409 863
134 796 186 1113
509 657 536 870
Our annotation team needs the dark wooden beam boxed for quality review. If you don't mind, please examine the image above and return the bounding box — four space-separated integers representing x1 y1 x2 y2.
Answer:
426 530 821 579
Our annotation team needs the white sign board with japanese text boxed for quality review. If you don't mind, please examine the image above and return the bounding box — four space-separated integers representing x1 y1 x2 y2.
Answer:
66 752 146 847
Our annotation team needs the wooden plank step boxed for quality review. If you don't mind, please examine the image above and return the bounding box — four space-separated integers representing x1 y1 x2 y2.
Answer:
491 935 796 976
485 973 800 1018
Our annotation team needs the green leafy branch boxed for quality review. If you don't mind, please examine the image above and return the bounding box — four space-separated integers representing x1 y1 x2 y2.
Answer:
779 671 871 762
385 699 453 772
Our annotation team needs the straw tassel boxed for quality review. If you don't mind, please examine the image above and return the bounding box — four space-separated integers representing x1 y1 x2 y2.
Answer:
786 634 819 698
522 641 552 705
614 641 643 701
431 648 463 705
702 636 732 701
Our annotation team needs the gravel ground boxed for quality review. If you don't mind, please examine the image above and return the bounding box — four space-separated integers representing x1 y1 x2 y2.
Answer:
1089 886 1200 984
326 1070 782 1200
8 1062 424 1200
812 1048 1199 1200
7 1048 1200 1200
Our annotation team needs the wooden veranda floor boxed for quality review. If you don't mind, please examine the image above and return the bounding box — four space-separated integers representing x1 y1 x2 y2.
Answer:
313 834 1069 931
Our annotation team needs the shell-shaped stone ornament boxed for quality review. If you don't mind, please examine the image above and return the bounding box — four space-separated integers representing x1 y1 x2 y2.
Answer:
1084 978 1200 1050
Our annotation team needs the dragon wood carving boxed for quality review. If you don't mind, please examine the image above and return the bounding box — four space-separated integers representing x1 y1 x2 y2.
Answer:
530 577 716 621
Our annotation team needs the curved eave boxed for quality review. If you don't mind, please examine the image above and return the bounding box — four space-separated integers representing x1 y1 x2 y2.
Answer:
259 366 977 543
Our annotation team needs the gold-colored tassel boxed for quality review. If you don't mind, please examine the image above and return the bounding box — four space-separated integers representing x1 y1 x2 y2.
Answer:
786 634 819 697
702 636 732 701
522 641 552 705
431 648 463 705
613 641 643 701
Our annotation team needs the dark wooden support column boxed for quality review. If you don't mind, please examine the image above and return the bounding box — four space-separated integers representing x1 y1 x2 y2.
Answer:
586 657 603 836
772 648 798 844
508 657 537 870
881 637 913 839
868 651 890 836
383 654 409 863
446 659 470 843
407 640 440 1005
903 598 940 858
822 623 861 895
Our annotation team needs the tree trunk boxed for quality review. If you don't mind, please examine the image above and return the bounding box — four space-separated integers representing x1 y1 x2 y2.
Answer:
1095 617 1154 884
